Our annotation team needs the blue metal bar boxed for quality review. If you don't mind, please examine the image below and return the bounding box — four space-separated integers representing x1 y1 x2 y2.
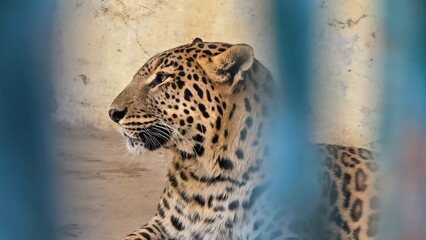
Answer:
0 1 57 240
269 0 319 216
381 0 426 239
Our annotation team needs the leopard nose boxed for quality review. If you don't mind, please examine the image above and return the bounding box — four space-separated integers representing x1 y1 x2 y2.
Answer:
109 107 128 123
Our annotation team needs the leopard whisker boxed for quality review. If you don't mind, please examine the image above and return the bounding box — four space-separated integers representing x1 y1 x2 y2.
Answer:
151 124 189 152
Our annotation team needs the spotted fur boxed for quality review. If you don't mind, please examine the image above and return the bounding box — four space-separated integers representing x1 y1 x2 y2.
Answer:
109 38 379 240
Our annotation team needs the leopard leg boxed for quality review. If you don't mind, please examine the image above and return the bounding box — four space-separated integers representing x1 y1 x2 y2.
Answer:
123 217 169 240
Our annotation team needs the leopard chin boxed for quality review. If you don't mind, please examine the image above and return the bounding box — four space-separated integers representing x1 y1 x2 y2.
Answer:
124 123 172 152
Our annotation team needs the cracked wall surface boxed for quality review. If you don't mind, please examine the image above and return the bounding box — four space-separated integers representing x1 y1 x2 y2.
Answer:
310 0 382 147
53 0 381 147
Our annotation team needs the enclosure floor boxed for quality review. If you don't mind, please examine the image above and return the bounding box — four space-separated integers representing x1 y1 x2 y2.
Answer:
55 125 168 240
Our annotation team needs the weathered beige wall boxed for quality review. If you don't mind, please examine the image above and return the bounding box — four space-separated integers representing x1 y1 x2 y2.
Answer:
310 0 382 147
53 0 273 130
53 0 381 147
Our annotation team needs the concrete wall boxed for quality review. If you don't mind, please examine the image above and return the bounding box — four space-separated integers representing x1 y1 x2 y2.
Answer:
310 0 382 147
53 0 381 147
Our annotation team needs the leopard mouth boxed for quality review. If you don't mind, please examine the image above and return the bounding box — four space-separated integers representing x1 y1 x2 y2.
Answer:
124 123 172 151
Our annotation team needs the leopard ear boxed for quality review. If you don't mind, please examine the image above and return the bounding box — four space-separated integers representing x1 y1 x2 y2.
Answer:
201 44 254 88
192 37 203 45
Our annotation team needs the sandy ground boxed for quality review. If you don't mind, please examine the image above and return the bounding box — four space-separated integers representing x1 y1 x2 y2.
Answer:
55 126 169 240
53 125 378 240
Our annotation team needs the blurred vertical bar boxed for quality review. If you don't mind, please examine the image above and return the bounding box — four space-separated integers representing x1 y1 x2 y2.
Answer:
0 1 56 240
382 0 426 239
270 0 318 212
273 1 312 116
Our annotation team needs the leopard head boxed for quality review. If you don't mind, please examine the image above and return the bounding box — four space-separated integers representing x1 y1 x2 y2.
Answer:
109 38 254 155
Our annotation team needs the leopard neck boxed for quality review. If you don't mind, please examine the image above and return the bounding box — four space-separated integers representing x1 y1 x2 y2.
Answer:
172 60 273 183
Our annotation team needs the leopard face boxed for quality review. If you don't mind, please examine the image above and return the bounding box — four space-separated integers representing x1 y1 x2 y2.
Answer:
109 38 254 154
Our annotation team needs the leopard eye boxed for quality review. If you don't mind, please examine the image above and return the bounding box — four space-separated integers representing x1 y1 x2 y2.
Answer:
150 72 171 87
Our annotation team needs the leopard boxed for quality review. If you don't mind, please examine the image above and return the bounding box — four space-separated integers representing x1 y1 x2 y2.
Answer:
109 38 379 240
